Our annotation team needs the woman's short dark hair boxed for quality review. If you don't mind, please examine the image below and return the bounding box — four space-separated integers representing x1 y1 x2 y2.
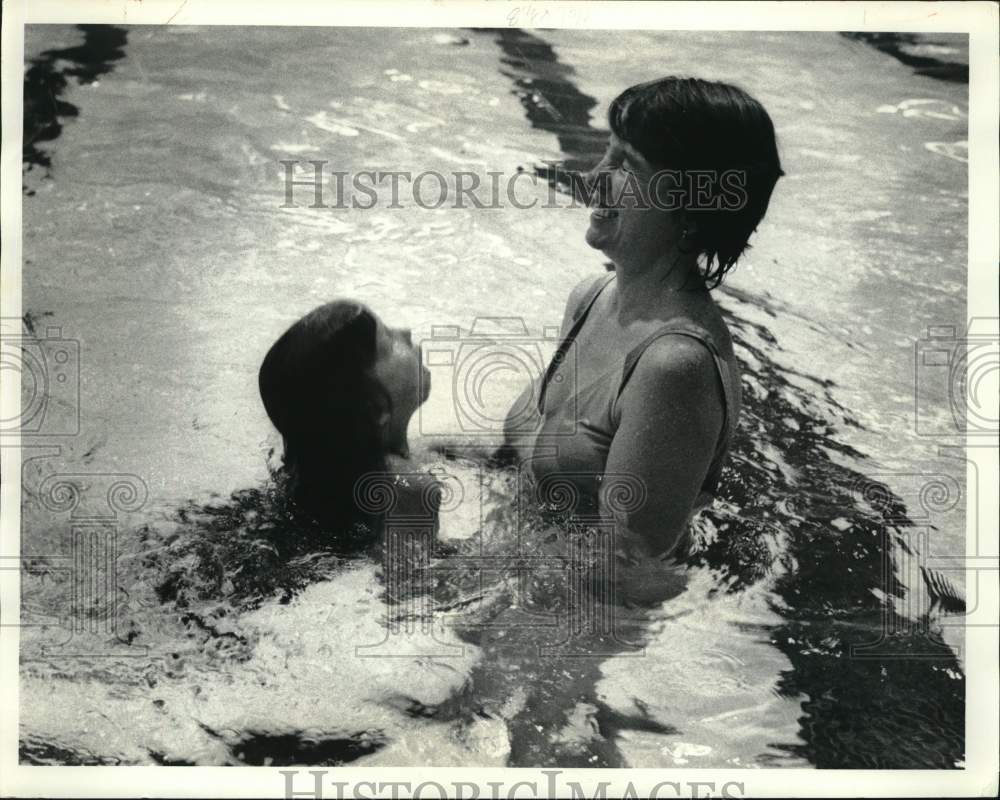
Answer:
258 300 388 535
609 76 784 287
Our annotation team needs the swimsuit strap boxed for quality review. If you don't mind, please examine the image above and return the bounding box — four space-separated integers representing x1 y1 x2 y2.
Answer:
572 272 618 323
537 273 617 413
617 322 738 481
537 276 738 497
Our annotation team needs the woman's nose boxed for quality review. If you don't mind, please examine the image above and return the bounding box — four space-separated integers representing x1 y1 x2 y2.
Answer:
399 328 413 345
584 157 609 187
578 160 608 203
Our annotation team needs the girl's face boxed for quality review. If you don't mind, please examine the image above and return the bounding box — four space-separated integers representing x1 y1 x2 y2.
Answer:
583 132 683 264
370 317 430 435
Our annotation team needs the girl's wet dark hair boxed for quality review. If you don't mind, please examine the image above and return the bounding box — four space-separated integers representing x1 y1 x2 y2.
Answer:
608 76 784 287
258 300 389 535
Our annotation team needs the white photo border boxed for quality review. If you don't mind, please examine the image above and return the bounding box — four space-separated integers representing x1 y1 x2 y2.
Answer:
1 1 997 797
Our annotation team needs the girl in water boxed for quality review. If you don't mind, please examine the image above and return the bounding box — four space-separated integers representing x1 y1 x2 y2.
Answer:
259 299 440 548
146 302 442 618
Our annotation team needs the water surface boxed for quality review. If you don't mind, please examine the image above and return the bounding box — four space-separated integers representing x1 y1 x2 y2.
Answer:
20 25 968 768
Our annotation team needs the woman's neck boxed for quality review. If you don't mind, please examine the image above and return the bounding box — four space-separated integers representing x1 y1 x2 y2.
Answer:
611 249 704 319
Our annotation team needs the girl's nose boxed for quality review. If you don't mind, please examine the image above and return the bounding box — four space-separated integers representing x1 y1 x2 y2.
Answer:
399 328 413 345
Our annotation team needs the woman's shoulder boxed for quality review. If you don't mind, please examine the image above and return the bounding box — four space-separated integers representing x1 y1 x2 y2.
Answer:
566 275 595 308
615 316 730 423
638 295 737 371
627 333 721 392
612 334 726 461
561 272 615 330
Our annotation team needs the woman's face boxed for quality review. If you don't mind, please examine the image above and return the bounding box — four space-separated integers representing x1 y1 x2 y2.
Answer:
370 317 431 432
583 132 682 263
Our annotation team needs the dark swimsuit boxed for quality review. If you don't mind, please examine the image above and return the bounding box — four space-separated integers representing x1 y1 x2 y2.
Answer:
526 272 740 527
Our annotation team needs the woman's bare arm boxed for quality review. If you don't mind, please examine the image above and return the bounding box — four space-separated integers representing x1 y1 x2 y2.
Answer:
601 336 724 559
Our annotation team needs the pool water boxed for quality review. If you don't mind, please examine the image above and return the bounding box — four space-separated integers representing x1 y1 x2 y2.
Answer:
19 25 968 768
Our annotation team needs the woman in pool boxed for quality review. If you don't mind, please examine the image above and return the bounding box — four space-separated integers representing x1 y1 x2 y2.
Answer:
259 300 437 543
504 77 783 578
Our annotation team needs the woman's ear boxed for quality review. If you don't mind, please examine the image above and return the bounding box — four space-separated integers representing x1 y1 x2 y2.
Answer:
367 379 405 454
370 389 393 440
676 210 702 253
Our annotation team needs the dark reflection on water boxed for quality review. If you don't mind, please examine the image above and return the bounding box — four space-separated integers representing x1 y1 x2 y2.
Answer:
704 301 964 768
23 24 128 175
141 463 371 612
474 28 606 189
400 618 680 768
20 736 124 766
842 32 969 84
193 726 387 767
26 723 389 766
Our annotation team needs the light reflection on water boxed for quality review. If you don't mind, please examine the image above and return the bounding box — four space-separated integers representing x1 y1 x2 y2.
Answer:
20 25 967 768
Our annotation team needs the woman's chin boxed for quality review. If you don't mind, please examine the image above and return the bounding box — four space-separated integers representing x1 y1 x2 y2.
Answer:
584 220 617 253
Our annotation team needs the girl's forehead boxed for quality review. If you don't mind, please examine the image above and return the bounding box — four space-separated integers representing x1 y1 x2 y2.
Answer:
373 317 392 349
